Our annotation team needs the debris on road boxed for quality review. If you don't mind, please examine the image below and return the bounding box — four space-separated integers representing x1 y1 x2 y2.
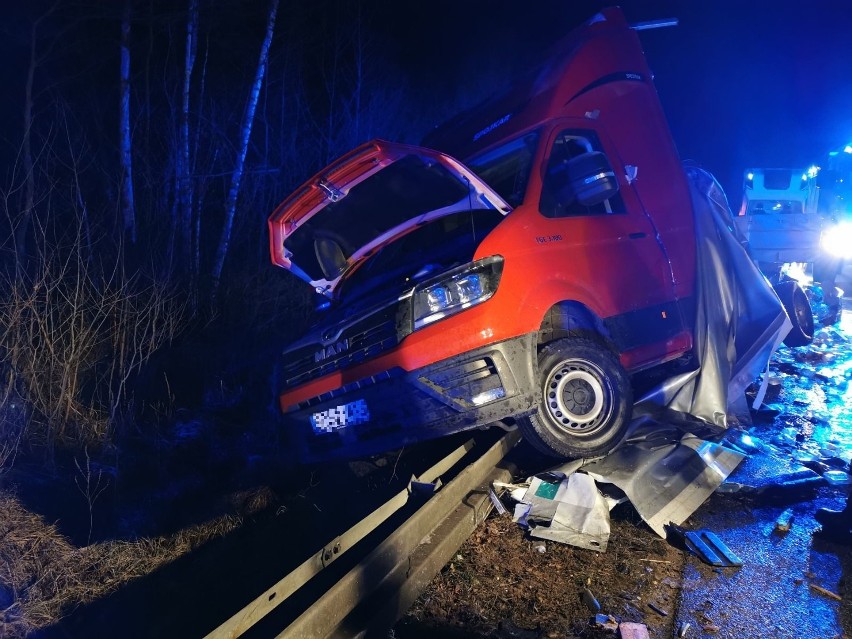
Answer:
488 486 509 515
591 613 618 632
774 508 795 533
581 586 601 613
504 420 747 553
665 525 743 567
510 471 614 552
809 583 843 601
618 621 651 639
578 426 744 538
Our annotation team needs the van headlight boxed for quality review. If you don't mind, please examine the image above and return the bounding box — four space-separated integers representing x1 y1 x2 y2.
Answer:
821 222 852 258
412 256 503 329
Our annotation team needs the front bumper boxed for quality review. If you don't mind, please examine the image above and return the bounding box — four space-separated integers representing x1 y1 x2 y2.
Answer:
284 333 538 459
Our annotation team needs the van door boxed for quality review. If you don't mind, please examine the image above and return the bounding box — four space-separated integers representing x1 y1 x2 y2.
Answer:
536 123 684 354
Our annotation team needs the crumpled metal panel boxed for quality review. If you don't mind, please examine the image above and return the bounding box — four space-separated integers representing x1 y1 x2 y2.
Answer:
637 165 791 428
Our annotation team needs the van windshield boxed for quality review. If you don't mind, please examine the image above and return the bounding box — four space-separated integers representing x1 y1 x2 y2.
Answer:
337 208 504 301
747 200 805 215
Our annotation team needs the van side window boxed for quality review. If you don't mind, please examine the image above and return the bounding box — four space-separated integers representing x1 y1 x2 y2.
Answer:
540 131 625 218
466 131 540 207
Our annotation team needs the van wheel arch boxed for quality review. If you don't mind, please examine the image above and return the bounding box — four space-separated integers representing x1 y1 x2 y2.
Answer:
538 301 614 350
516 303 632 459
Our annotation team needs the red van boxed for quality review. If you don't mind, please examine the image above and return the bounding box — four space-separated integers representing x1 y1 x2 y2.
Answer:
268 7 698 459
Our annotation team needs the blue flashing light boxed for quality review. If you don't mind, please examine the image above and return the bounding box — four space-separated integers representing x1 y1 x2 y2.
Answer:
807 165 819 179
746 172 754 180
844 145 852 154
830 151 839 157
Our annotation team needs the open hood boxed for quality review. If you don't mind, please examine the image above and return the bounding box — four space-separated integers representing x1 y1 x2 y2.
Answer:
268 139 511 296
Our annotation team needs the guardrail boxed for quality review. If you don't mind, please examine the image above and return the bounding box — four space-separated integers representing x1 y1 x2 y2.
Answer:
206 429 520 638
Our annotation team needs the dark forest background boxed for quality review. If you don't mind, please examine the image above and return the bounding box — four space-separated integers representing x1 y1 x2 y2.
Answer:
0 0 563 482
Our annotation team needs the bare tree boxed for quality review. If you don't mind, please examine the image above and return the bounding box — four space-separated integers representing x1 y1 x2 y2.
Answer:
176 0 199 272
15 3 60 267
211 0 280 299
18 21 37 265
119 0 136 244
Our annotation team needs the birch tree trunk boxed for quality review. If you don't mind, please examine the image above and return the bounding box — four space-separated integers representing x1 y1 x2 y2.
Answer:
177 0 199 271
119 0 136 244
211 0 279 298
192 35 209 281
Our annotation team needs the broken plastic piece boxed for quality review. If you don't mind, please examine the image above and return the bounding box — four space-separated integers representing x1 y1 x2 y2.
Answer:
591 613 618 632
488 486 508 515
677 621 691 637
619 622 650 639
775 508 795 533
666 524 743 567
409 477 442 496
823 470 852 486
581 587 601 612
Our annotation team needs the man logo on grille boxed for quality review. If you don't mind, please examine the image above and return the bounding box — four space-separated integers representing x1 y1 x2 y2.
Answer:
315 338 350 363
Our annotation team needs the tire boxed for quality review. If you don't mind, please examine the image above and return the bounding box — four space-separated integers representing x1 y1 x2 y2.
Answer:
774 280 814 347
518 337 632 459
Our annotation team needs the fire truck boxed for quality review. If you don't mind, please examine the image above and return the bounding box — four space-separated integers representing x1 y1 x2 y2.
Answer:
737 162 847 328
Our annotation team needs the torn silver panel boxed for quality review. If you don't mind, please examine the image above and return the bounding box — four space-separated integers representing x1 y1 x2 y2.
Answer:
637 166 791 428
577 425 744 538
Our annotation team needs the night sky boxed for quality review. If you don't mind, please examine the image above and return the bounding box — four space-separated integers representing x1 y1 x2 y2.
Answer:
367 0 852 201
3 1 851 205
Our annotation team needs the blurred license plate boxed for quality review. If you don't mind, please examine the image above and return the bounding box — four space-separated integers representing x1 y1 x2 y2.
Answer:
310 399 370 434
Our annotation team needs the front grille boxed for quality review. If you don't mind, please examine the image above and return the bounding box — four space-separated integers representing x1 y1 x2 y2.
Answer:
281 301 405 389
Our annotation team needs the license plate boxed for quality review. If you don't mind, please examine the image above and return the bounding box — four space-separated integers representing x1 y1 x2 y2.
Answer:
310 399 370 434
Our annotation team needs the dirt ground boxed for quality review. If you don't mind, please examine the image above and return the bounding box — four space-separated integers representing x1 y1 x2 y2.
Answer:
398 510 687 639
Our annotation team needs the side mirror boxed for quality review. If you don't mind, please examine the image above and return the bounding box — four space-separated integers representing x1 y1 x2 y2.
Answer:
565 152 619 206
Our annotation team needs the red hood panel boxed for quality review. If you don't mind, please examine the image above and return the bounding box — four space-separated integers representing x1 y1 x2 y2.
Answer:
268 139 511 295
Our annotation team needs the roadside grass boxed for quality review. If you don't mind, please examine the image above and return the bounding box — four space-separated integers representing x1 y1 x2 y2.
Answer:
0 491 242 638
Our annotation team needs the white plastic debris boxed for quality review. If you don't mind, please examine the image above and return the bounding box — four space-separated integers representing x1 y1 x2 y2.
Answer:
511 472 612 552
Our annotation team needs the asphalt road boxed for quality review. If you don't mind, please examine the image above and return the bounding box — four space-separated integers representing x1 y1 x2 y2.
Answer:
674 305 852 639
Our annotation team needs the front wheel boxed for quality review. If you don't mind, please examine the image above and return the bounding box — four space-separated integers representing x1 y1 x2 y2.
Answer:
518 337 632 459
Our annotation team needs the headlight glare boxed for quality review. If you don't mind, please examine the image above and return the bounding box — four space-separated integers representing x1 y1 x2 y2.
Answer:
821 222 852 259
412 256 503 329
